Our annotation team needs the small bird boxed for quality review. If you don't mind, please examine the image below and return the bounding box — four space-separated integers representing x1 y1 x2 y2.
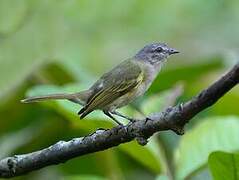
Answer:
22 43 179 125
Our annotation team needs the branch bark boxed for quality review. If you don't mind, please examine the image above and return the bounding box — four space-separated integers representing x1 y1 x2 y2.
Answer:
0 63 238 178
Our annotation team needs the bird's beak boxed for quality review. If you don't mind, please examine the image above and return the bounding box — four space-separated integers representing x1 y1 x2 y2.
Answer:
168 48 180 55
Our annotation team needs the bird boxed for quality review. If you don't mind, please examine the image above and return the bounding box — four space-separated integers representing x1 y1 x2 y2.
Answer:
21 43 179 125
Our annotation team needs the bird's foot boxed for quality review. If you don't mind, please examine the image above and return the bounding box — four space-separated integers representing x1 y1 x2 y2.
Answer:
179 103 184 111
111 111 137 123
103 110 124 126
144 117 154 125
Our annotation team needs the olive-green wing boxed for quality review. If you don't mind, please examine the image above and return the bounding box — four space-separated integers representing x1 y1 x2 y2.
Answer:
78 60 143 118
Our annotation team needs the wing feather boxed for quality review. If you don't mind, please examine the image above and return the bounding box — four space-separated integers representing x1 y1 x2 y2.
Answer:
79 60 143 118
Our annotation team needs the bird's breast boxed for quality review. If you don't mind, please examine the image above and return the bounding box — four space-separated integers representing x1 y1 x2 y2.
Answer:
140 62 161 91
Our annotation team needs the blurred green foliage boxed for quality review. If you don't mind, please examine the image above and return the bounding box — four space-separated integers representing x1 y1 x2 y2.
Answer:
175 116 239 179
0 0 239 179
208 151 239 180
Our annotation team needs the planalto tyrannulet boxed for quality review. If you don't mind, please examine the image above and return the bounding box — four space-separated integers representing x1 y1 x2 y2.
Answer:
22 43 179 125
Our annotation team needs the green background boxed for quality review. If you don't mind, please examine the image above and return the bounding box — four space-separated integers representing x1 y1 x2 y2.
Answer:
0 0 239 179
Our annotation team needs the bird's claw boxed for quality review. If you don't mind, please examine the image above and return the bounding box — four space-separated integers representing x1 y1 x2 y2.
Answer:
144 117 153 125
179 103 184 111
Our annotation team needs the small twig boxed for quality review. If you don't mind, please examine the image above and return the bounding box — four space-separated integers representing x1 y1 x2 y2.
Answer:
0 63 238 178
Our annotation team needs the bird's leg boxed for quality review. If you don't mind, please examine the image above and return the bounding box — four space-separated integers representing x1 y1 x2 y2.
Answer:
103 110 123 125
111 111 136 123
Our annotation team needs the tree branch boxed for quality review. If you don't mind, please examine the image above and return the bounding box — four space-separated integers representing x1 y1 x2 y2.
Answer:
0 63 238 178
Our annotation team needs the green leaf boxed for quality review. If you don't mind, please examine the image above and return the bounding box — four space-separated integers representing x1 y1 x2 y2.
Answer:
0 1 66 98
141 92 170 115
175 116 239 179
65 175 107 180
0 124 41 159
142 84 183 114
208 151 239 180
212 87 239 116
155 175 170 180
0 0 28 35
119 137 164 174
148 58 223 94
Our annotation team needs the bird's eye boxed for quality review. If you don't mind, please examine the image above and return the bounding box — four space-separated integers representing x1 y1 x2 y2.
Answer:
154 47 163 53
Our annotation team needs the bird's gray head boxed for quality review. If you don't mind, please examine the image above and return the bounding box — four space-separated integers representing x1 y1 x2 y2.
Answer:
135 43 179 65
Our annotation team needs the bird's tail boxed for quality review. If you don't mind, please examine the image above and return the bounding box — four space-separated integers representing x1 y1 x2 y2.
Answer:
21 90 91 105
